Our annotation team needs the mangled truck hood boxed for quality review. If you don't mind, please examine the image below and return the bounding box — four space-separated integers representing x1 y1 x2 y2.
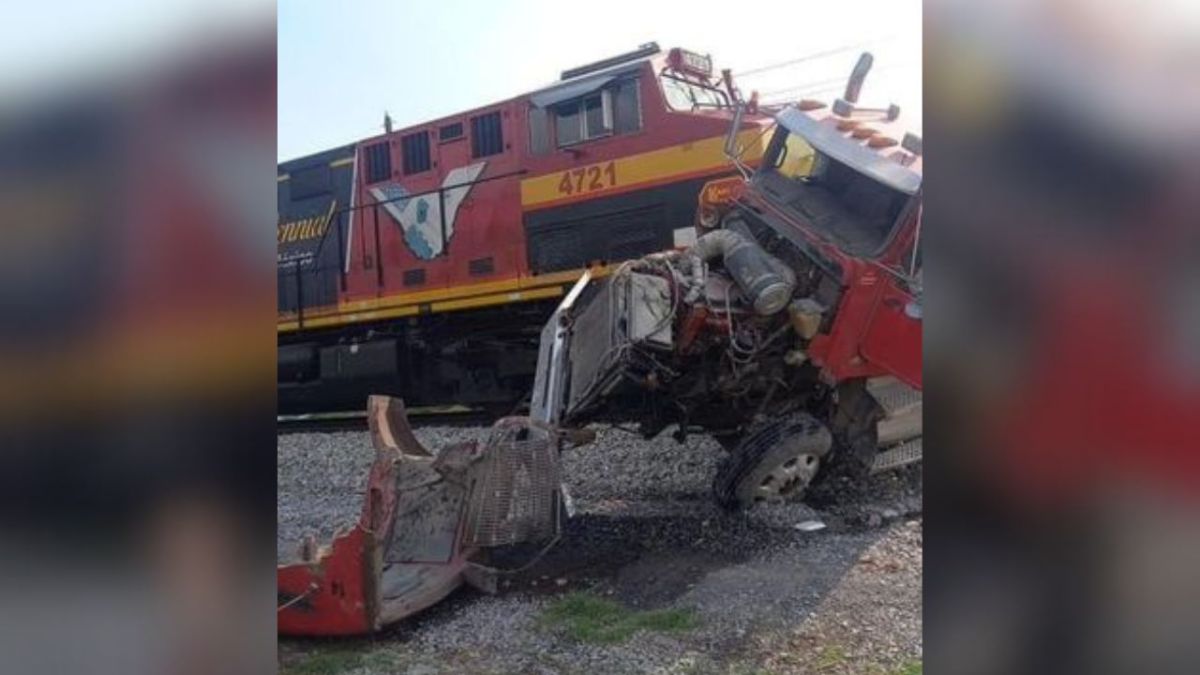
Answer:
278 396 568 635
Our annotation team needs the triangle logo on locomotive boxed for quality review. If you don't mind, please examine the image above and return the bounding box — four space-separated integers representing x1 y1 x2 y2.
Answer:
369 162 487 260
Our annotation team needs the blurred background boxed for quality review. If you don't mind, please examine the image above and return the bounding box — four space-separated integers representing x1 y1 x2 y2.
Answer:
925 0 1200 673
0 2 276 674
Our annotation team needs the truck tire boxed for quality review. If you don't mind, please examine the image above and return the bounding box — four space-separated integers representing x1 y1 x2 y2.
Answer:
712 414 832 510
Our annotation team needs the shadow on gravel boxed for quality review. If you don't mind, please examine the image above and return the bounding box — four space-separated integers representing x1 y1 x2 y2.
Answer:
506 511 806 603
281 464 921 674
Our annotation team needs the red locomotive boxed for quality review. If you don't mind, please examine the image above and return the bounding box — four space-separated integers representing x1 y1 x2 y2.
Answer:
277 44 773 413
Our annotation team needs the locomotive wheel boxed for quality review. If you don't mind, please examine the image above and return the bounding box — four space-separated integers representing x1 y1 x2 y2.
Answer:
712 414 832 510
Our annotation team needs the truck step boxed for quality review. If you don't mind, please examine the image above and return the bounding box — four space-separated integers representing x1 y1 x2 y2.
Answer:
870 437 922 474
866 376 921 418
877 406 922 446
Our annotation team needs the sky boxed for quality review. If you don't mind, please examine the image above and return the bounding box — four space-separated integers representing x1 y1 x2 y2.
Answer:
277 0 921 162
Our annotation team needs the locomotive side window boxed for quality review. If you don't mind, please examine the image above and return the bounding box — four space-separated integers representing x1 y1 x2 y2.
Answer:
551 77 640 148
612 78 642 134
583 94 610 139
470 111 504 158
554 99 585 146
364 142 391 183
529 106 551 155
555 93 607 145
438 122 463 142
401 131 431 174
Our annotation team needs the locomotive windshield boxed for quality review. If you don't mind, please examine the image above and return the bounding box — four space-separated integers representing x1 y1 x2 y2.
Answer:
660 73 728 110
754 110 919 257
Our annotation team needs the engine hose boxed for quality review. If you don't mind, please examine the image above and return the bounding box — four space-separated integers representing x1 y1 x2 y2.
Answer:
689 229 795 315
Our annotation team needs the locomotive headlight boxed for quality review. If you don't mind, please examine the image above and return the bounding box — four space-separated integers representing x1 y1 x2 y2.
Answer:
668 48 713 77
680 51 712 75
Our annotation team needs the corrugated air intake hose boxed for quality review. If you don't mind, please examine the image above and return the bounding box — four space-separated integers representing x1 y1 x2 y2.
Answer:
689 228 796 315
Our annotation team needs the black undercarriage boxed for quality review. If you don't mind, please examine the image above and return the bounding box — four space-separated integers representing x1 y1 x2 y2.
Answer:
277 298 561 415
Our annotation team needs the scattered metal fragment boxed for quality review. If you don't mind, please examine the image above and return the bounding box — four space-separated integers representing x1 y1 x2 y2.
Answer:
277 396 575 635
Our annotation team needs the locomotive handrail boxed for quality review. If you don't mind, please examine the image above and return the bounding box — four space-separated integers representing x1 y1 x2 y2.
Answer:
279 168 532 320
301 167 530 268
330 168 528 216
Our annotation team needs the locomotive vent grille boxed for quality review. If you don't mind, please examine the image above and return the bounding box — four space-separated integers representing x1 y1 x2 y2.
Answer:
468 257 495 276
403 268 426 286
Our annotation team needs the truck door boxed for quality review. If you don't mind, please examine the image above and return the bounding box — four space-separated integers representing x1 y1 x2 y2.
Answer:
860 274 922 389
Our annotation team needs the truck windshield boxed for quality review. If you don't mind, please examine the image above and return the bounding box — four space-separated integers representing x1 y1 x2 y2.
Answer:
660 74 728 110
758 129 911 256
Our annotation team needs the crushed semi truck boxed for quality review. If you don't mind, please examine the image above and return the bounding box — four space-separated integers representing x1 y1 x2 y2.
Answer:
278 53 922 634
532 52 922 509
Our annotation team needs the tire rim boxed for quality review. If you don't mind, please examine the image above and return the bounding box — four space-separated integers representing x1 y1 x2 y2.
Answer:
752 452 820 501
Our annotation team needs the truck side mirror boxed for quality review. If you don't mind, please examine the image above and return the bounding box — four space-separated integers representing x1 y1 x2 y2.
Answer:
905 297 922 320
905 268 923 320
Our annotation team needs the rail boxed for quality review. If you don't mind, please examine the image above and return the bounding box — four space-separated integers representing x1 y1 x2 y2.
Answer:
277 406 500 434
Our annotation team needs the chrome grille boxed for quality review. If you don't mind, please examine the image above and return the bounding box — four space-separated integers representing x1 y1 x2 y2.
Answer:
461 419 562 548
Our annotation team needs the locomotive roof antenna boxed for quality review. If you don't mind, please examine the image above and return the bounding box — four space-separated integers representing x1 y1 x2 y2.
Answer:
384 111 393 134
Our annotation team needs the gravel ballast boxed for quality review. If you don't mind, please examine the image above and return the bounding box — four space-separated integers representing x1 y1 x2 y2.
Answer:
278 424 922 674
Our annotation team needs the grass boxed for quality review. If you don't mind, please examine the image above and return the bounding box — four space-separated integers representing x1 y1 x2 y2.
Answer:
726 663 772 675
895 660 922 675
280 645 409 675
540 591 699 644
280 648 366 675
814 645 847 671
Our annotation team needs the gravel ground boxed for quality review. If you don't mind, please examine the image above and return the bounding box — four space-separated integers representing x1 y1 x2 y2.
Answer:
278 425 922 674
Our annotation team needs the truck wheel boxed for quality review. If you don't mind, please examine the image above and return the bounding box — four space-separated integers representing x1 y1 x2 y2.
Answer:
712 432 744 452
712 415 832 510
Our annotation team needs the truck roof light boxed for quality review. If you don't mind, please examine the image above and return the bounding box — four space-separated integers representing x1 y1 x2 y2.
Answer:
901 132 923 156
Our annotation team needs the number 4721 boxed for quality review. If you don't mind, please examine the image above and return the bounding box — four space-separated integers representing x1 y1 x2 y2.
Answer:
557 162 617 195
